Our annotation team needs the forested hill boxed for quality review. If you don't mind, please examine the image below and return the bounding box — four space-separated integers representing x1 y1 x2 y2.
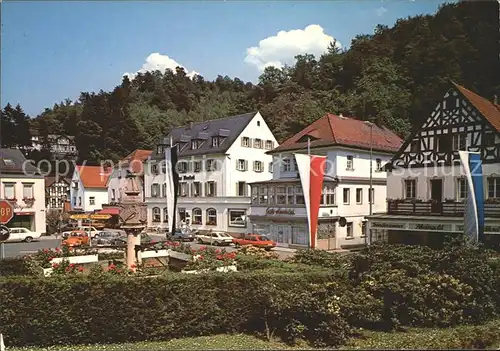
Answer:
1 0 499 163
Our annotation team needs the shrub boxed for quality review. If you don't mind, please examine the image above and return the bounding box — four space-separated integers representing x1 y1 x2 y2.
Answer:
0 258 33 276
292 249 350 271
0 271 351 348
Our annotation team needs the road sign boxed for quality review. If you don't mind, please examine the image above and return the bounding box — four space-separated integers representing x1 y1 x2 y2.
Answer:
69 214 89 220
0 225 10 242
0 200 14 224
89 214 112 220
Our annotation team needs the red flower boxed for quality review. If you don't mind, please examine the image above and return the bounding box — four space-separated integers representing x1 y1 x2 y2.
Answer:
55 248 61 252
198 255 204 260
131 264 137 269
216 255 223 260
48 257 54 261
108 264 116 270
52 263 59 268
43 249 49 253
116 269 122 273
78 266 84 272
199 246 207 251
215 249 221 254
69 263 75 267
65 267 71 272
151 240 157 244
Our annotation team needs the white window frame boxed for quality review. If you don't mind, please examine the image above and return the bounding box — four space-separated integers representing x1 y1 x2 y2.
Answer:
152 207 161 222
237 159 247 171
343 188 350 205
206 181 216 197
180 182 188 197
346 222 353 238
241 137 251 147
253 160 263 172
206 208 217 226
282 158 291 172
375 158 382 172
356 188 363 204
346 155 354 171
89 197 95 206
237 181 247 196
404 179 416 199
3 183 15 200
452 134 467 151
253 138 263 149
265 140 274 150
456 177 468 200
192 182 201 197
192 208 202 225
212 137 219 148
228 209 247 228
487 177 500 198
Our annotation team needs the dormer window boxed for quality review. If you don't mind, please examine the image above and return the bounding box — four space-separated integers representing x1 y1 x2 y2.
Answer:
156 145 164 155
191 140 201 150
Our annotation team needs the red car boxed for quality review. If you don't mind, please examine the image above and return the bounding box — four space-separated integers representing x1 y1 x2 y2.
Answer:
232 234 276 250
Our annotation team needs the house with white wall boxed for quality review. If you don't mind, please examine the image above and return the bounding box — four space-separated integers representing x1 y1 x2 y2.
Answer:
70 165 109 212
249 113 402 249
367 82 500 247
0 148 47 234
144 112 278 233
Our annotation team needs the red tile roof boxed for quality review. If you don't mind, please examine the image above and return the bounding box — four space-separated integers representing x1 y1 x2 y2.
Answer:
120 149 152 174
270 114 403 154
76 165 110 188
452 82 500 132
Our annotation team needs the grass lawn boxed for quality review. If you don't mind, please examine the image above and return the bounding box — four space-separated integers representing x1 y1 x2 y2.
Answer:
8 319 500 350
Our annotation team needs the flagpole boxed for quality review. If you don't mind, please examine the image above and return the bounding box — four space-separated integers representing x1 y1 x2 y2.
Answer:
307 137 310 156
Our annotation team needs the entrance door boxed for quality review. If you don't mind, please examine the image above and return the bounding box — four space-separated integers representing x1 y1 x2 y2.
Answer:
274 224 290 247
430 179 443 214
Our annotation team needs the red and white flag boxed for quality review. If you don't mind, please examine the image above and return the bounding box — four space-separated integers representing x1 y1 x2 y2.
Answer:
294 153 326 249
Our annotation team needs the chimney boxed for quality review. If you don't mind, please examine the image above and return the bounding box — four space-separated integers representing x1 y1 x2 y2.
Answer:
494 95 498 105
188 121 194 130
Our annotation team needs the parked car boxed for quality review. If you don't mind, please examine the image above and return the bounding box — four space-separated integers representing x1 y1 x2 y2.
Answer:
3 227 42 243
62 230 90 247
167 229 195 242
195 231 234 246
232 234 276 250
62 226 102 239
110 232 153 245
92 231 125 246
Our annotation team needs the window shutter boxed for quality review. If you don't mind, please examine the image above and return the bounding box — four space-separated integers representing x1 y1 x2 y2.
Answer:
205 182 208 196
245 160 248 171
236 182 239 196
214 182 217 196
241 137 244 147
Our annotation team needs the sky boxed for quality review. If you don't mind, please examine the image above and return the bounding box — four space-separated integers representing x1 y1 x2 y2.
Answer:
1 0 450 117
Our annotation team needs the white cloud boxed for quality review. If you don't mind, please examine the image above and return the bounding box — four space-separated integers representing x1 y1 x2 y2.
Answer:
244 24 341 72
376 6 388 16
123 53 199 80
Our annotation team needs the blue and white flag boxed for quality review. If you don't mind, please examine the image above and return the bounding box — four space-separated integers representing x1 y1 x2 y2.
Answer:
165 140 179 235
459 151 485 243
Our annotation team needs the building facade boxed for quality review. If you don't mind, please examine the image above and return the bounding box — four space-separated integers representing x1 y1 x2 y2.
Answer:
367 82 500 246
144 112 278 233
70 165 109 212
249 113 402 249
0 148 47 234
45 176 70 210
30 130 78 160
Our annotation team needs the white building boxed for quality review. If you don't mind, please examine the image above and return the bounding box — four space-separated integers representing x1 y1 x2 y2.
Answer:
0 148 47 234
107 149 152 204
145 112 278 233
249 113 402 249
367 82 500 247
70 165 109 212
30 130 78 160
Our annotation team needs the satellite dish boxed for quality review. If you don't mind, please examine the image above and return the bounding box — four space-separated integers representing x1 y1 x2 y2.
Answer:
0 225 10 242
339 217 347 227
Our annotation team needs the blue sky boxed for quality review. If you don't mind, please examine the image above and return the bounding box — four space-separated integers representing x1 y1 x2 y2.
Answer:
2 0 449 116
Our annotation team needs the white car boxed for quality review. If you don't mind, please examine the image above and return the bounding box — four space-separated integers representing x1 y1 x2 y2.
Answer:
195 231 234 246
5 227 42 243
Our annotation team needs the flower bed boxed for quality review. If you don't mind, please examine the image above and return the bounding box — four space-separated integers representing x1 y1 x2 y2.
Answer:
182 246 237 273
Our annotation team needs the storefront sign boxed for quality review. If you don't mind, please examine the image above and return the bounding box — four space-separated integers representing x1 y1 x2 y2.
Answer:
371 222 405 229
182 175 195 180
457 224 500 234
409 223 452 232
265 207 295 215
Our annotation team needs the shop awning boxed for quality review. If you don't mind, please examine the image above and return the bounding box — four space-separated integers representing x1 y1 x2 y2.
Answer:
97 208 120 215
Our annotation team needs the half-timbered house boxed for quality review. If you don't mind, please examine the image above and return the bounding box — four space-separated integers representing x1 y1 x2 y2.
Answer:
367 82 500 246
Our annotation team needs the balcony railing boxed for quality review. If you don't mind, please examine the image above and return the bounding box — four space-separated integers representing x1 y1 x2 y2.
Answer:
387 199 500 218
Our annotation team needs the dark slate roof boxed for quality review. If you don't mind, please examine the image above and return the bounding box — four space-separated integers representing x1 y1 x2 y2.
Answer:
152 112 257 159
0 148 40 176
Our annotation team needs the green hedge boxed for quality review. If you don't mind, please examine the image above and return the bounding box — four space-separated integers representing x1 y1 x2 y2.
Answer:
0 258 33 276
0 271 352 348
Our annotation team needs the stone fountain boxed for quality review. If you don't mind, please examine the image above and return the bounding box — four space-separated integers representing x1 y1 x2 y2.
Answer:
117 173 147 270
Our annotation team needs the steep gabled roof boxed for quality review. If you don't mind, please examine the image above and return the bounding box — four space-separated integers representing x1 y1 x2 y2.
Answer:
76 165 109 189
0 148 40 175
120 149 152 174
452 82 500 132
152 112 257 159
269 114 403 154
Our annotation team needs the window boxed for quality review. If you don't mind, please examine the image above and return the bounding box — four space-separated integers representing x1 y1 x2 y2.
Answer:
192 208 202 224
89 197 95 205
163 208 168 223
269 162 273 173
237 181 247 196
206 208 217 225
78 197 82 207
152 164 158 174
346 222 353 238
212 137 219 148
487 177 500 198
205 181 216 197
178 208 187 222
322 184 336 205
254 138 263 149
156 145 163 155
162 183 166 197
241 137 251 147
22 183 33 199
282 158 291 172
177 161 188 173
484 132 495 147
265 140 274 150
410 140 420 153
251 186 259 204
437 134 452 153
253 161 263 172
356 188 363 204
191 140 200 150
287 186 295 205
343 188 350 204
206 159 217 172
151 183 160 197
3 183 15 199
295 186 305 204
180 182 188 197
362 221 367 237
72 197 76 206
237 159 248 171
346 156 354 170
111 189 116 201
192 182 201 197
375 158 382 172
368 188 375 204
404 179 416 199
193 161 202 172
152 207 161 222
452 134 467 151
257 121 261 126
229 209 246 227
259 186 268 205
276 186 286 205
457 178 468 200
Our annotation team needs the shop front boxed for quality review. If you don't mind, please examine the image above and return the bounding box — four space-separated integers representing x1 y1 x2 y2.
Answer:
8 212 35 231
